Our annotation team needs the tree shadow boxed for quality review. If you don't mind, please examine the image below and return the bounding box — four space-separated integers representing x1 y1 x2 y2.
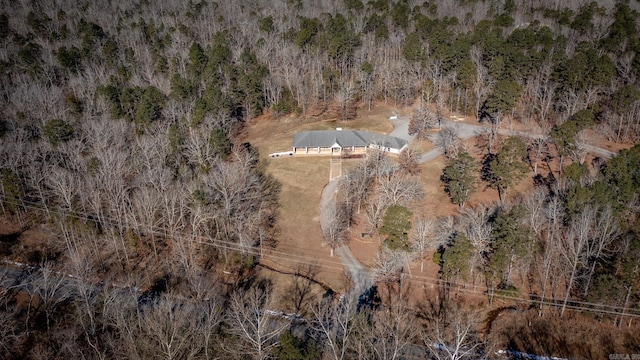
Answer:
357 285 380 312
480 153 495 185
138 273 171 305
414 282 449 322
287 263 321 316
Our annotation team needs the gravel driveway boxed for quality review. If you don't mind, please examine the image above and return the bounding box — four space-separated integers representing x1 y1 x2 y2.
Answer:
320 179 373 297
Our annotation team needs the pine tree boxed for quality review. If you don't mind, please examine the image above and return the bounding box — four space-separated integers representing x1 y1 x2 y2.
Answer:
134 86 165 130
441 232 474 282
380 205 413 251
441 152 477 207
488 205 532 285
487 137 528 201
42 118 74 146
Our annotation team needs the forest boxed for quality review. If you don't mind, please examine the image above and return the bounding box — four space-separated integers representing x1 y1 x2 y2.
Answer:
0 0 639 359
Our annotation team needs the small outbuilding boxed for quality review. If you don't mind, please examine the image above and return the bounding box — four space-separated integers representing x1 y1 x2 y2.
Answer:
292 129 407 155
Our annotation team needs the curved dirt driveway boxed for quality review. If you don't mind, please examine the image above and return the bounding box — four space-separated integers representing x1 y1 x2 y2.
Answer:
320 179 373 297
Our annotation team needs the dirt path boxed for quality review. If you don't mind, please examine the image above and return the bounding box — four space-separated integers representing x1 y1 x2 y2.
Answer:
320 179 373 297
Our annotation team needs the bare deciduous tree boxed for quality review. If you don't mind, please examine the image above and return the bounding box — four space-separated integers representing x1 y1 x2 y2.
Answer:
408 106 438 140
107 289 223 360
535 194 565 315
398 145 422 176
424 308 487 360
335 81 357 122
362 304 419 360
582 205 619 296
429 60 454 127
31 262 71 332
474 125 498 156
372 247 405 284
321 200 349 257
528 60 556 129
366 149 399 183
286 263 321 316
365 195 388 232
378 175 425 206
226 287 288 360
568 129 592 164
431 126 461 159
523 187 549 236
410 216 437 272
526 138 549 175
434 216 457 248
339 162 373 214
311 295 358 360
558 206 593 317
460 207 493 288
470 45 493 121
46 166 79 211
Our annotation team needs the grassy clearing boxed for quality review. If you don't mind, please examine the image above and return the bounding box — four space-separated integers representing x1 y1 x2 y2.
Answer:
247 107 397 289
415 157 458 218
260 155 350 291
246 104 447 290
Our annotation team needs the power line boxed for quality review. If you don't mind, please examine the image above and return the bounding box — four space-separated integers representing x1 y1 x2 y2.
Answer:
0 197 348 273
1 196 639 319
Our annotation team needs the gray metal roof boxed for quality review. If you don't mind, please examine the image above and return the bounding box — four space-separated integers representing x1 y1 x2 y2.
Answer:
293 130 407 150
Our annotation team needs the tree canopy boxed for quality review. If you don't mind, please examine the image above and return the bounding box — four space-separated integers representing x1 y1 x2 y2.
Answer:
380 205 413 251
441 152 477 207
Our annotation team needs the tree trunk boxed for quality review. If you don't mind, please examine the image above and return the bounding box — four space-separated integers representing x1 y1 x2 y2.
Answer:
558 154 564 179
506 254 514 284
619 286 632 329
538 259 551 317
560 260 578 318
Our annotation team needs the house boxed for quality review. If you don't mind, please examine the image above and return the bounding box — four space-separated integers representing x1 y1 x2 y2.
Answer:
292 129 408 155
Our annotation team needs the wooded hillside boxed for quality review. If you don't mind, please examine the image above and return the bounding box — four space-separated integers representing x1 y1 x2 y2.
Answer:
0 0 639 358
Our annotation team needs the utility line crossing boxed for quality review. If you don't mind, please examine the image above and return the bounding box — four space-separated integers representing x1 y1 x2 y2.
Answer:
1 196 639 320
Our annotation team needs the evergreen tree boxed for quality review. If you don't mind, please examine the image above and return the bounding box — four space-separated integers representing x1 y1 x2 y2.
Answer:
209 128 232 158
1 169 23 213
42 118 74 146
488 205 532 285
441 152 477 207
601 144 640 209
487 137 528 201
380 205 413 251
274 330 320 360
482 79 521 124
134 86 165 129
187 42 207 78
170 73 197 100
551 109 595 157
56 46 82 72
238 49 269 118
295 17 321 49
0 13 9 42
441 232 474 282
402 32 424 63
